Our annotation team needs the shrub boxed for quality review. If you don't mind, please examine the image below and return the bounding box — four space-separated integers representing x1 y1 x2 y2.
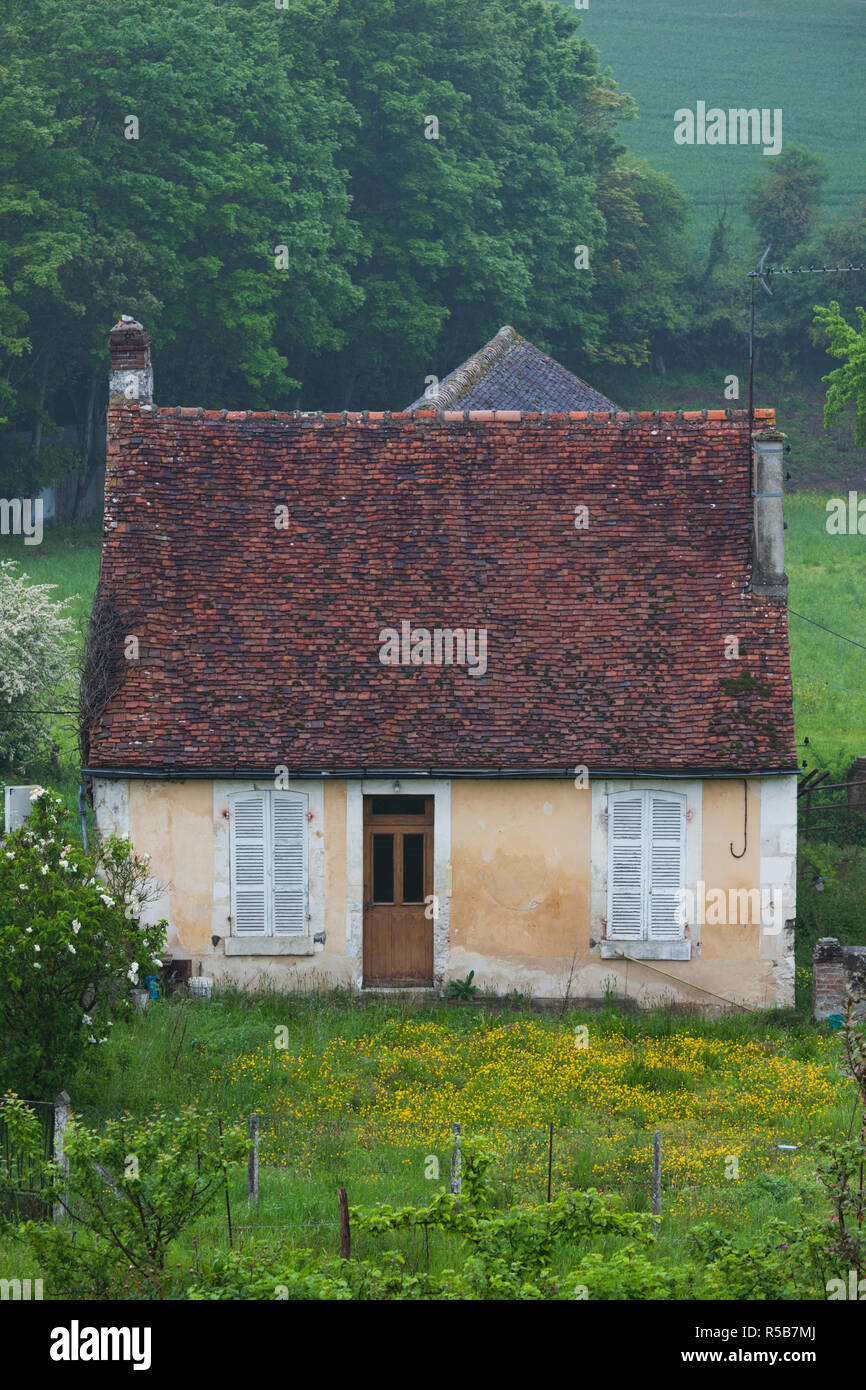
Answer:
20 1105 247 1294
0 559 77 772
0 788 166 1097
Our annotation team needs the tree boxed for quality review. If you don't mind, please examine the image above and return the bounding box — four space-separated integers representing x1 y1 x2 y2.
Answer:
0 0 360 499
814 299 866 445
0 559 76 772
744 144 829 259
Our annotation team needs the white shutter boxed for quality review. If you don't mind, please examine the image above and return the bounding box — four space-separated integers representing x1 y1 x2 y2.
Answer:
648 793 685 939
272 792 308 936
608 793 644 940
230 794 268 934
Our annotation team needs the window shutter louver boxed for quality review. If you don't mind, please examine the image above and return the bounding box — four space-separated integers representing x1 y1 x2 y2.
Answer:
272 792 308 936
648 793 686 939
608 793 645 939
230 794 268 934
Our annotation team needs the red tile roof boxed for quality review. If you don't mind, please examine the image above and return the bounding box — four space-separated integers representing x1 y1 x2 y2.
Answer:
85 405 795 776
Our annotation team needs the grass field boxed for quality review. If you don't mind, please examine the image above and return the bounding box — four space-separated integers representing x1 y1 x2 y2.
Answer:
569 0 866 244
0 993 853 1294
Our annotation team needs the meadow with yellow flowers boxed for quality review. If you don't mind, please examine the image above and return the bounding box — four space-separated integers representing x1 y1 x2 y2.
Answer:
49 990 850 1280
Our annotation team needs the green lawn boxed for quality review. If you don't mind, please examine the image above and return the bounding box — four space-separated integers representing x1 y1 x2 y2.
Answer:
787 491 866 774
0 525 101 827
569 0 866 243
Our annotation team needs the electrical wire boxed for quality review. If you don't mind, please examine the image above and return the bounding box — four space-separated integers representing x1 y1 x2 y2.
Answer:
789 608 866 652
793 671 866 699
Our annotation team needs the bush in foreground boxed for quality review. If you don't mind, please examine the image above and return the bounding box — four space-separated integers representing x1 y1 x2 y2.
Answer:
0 789 165 1097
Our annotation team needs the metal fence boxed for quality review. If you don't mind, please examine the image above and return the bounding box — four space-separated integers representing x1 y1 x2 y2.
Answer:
0 1096 56 1218
798 772 866 843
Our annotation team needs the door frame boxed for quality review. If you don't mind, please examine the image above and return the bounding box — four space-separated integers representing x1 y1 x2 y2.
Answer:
346 779 452 989
362 795 434 985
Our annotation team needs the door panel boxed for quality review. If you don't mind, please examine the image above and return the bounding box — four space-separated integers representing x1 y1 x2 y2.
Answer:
363 798 433 985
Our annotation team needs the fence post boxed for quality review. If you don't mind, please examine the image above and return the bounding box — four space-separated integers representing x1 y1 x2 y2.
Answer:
547 1122 554 1203
247 1113 259 1212
216 1116 233 1248
450 1122 462 1197
651 1128 661 1217
338 1186 351 1260
53 1091 70 1226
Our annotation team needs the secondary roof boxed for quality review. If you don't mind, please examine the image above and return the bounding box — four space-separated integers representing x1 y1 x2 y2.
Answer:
405 326 619 414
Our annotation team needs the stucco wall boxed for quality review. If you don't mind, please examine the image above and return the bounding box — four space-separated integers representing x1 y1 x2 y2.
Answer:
449 779 590 997
92 772 796 1009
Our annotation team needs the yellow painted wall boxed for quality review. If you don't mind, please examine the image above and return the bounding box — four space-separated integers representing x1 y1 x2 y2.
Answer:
115 773 791 1007
323 780 347 954
129 780 214 956
701 779 762 961
449 780 591 992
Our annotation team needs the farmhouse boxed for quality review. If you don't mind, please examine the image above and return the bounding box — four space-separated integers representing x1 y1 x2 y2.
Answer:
83 317 797 1008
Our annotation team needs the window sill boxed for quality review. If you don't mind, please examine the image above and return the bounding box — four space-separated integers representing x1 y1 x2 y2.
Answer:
225 936 319 956
600 940 691 961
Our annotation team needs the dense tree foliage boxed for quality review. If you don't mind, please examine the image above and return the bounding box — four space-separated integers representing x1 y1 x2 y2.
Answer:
0 0 692 499
0 0 861 507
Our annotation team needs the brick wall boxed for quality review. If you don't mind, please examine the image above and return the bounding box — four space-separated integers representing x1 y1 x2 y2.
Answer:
813 936 866 1020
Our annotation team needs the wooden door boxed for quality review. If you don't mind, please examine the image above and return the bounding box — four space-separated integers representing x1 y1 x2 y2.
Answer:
363 795 434 986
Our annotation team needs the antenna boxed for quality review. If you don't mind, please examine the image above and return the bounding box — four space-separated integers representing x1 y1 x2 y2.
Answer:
747 244 774 438
747 253 866 427
746 252 865 480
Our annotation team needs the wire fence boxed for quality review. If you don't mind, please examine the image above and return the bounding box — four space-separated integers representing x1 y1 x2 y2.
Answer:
0 1096 56 1218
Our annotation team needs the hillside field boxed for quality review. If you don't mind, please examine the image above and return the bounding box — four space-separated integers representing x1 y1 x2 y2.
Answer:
569 0 866 243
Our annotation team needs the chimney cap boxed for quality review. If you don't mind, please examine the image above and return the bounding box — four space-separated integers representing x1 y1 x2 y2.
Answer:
112 315 145 332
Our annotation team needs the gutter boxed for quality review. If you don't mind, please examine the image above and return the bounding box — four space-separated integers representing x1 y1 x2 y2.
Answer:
81 765 801 781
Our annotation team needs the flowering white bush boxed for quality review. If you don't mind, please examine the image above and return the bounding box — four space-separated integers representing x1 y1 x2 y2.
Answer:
0 561 77 771
0 790 166 1098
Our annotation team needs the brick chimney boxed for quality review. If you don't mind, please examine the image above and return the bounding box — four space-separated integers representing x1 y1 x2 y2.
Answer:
751 427 788 599
109 316 153 406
